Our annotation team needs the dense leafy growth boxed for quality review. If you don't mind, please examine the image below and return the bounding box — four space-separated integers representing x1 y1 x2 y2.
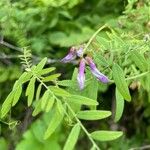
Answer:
0 0 150 149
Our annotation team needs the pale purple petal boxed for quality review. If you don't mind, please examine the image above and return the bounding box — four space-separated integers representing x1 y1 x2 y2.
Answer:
61 47 76 63
77 59 85 90
86 56 109 83
76 47 84 57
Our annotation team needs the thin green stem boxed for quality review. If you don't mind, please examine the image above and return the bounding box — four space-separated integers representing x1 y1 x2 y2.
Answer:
110 71 149 83
83 24 107 53
65 102 100 150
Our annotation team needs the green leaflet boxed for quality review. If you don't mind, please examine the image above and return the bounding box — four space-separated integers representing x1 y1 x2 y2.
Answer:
36 83 42 101
45 96 55 113
42 73 61 82
44 103 64 139
67 95 98 106
130 50 148 72
32 100 42 116
12 85 22 106
63 123 81 150
94 52 109 67
112 64 131 101
91 130 123 141
77 110 111 120
41 90 50 110
37 67 56 76
57 80 75 87
20 72 32 84
35 57 47 72
1 91 15 118
49 86 70 97
26 77 36 106
56 99 64 114
114 88 124 122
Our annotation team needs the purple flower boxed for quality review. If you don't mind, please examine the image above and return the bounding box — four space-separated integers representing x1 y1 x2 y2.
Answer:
61 47 76 63
77 58 86 90
86 57 109 83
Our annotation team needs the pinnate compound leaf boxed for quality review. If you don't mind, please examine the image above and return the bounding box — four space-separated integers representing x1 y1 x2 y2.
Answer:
26 77 36 106
67 95 98 106
91 130 123 141
63 123 81 150
112 64 131 101
114 88 124 122
44 104 64 139
77 110 111 120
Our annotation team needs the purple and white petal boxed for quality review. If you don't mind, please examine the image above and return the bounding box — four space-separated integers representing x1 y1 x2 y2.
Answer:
76 47 84 57
77 58 86 90
61 47 76 63
86 56 109 83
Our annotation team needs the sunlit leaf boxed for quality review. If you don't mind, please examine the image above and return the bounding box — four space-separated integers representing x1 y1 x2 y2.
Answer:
26 77 36 106
35 57 47 72
45 96 55 113
1 92 14 118
49 86 70 97
36 83 42 101
37 67 56 76
91 130 123 141
77 110 111 120
12 85 22 106
67 95 98 106
42 74 61 82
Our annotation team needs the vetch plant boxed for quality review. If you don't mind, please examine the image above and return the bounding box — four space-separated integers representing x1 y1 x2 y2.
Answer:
0 26 129 150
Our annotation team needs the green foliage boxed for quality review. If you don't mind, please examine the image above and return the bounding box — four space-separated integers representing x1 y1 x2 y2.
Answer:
91 131 123 141
114 88 124 122
112 63 131 101
0 0 150 149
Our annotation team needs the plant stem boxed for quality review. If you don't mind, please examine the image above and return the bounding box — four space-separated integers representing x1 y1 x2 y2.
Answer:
110 71 149 83
83 24 107 53
65 102 101 150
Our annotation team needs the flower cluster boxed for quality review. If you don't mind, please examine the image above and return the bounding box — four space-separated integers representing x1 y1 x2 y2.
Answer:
61 46 109 90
